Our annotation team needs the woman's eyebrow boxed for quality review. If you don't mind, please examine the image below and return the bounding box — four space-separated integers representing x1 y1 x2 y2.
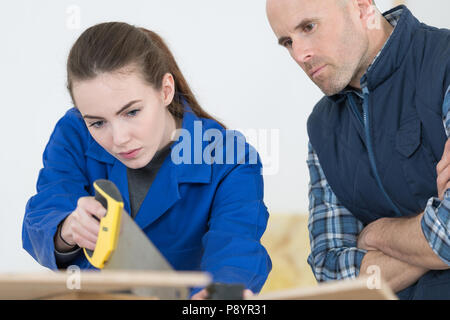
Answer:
82 100 142 119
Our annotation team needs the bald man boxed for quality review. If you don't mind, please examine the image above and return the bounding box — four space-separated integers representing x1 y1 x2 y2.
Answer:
267 0 450 299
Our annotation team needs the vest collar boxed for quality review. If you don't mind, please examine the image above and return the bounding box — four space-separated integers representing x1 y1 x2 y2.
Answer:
328 5 419 103
364 5 420 91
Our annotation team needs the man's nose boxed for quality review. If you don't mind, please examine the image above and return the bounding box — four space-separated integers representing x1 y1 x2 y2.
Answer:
292 39 313 66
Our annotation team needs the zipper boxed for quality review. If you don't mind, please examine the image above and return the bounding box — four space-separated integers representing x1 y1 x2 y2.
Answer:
347 93 364 126
351 86 401 216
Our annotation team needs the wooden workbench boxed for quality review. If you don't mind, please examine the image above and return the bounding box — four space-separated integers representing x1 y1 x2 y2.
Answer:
0 271 396 300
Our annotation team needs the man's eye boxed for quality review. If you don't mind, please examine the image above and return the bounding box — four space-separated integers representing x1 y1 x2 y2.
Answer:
89 121 104 128
283 39 293 48
304 23 316 33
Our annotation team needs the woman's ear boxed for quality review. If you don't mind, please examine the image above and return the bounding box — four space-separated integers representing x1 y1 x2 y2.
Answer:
161 73 175 106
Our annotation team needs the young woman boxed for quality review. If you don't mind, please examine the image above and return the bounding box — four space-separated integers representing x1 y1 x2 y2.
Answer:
22 22 271 299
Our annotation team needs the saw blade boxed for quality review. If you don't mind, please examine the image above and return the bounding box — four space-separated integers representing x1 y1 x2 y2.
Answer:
103 209 188 299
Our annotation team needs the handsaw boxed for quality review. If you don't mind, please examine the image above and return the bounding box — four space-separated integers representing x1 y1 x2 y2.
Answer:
83 179 188 299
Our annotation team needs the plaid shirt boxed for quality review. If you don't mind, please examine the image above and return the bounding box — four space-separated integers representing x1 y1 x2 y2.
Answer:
307 9 450 282
307 86 450 281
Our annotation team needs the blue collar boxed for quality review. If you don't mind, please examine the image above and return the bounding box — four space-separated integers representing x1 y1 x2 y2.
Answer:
82 103 214 229
84 104 212 185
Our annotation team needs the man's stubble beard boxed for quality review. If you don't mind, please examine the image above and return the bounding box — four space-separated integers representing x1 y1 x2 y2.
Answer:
317 18 370 96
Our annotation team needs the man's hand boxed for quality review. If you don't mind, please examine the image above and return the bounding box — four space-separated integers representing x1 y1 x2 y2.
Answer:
357 218 384 251
357 213 449 270
436 139 450 200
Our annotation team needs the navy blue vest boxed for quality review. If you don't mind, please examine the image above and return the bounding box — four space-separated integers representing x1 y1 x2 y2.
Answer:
307 6 450 299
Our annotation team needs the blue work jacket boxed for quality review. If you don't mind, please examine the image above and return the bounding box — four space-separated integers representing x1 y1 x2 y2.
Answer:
22 105 272 294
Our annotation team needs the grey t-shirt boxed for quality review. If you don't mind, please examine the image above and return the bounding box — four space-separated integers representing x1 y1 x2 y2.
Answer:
126 142 172 218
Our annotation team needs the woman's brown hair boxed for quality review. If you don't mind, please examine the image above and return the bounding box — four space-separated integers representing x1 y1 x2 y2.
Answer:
67 22 225 128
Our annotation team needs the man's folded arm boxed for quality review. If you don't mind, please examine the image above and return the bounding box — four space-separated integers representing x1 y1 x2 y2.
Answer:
307 143 431 292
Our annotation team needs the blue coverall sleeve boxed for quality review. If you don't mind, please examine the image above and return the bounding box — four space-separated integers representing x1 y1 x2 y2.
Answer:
22 112 93 270
198 138 272 295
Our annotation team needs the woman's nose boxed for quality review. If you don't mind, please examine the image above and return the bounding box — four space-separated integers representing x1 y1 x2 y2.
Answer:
111 123 131 147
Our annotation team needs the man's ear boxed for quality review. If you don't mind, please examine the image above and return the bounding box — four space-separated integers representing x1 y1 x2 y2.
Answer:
355 0 380 29
161 73 175 106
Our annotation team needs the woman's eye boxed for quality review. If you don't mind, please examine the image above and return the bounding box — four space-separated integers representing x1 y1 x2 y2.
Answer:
304 23 316 33
126 109 140 117
90 121 104 129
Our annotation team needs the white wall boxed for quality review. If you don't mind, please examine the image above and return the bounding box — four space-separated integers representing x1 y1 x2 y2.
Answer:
1 0 448 272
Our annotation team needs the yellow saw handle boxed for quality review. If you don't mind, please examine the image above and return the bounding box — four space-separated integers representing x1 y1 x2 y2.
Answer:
83 179 124 269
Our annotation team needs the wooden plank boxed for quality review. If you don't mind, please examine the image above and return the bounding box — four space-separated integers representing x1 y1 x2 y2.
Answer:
0 270 211 300
44 292 158 300
250 277 397 300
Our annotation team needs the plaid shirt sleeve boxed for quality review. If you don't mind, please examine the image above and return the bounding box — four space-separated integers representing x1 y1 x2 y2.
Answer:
421 85 450 266
306 142 367 282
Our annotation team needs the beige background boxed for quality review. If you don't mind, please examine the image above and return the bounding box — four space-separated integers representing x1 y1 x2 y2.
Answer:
260 214 316 293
